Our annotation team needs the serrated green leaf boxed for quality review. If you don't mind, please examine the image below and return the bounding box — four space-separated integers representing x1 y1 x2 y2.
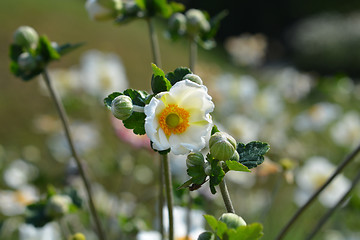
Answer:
151 63 172 94
57 42 84 56
123 89 149 106
123 112 146 135
228 223 263 240
237 141 270 169
187 165 207 185
204 215 218 232
209 160 225 194
165 67 192 85
225 160 251 172
104 92 122 109
36 36 60 62
9 44 23 61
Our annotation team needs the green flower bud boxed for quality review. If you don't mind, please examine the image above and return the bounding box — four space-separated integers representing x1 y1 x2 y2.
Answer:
219 213 247 229
183 74 203 85
209 132 237 161
68 233 86 240
186 152 204 168
185 9 210 36
45 195 72 219
230 150 239 161
86 0 122 21
17 52 38 72
13 26 39 50
197 231 215 240
204 161 211 176
168 13 186 35
111 95 133 120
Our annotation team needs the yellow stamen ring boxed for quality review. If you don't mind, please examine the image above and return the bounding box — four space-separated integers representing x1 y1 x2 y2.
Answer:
158 104 190 136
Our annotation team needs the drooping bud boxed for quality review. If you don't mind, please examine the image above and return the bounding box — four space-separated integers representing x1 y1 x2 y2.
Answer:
13 26 39 50
85 0 122 21
197 231 215 240
111 95 133 120
186 152 204 168
45 195 72 219
68 233 86 240
168 13 186 35
17 52 38 72
185 9 210 36
219 213 247 229
183 73 203 85
209 132 237 161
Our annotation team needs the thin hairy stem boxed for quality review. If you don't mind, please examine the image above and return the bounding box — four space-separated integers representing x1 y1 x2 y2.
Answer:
147 18 162 68
306 169 360 240
42 69 106 240
276 142 360 240
219 178 235 213
189 38 197 73
159 157 165 240
163 153 174 240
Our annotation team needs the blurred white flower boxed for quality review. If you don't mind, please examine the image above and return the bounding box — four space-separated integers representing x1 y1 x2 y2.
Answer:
0 185 38 216
295 156 351 208
145 80 214 155
3 159 39 189
137 231 161 240
294 102 340 132
225 115 260 143
330 111 360 147
254 87 284 118
225 33 267 67
19 222 60 240
80 50 128 100
85 0 122 21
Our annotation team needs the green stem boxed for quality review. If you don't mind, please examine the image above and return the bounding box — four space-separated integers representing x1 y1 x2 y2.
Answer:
147 17 162 68
162 153 174 240
219 178 235 214
159 156 165 240
42 69 106 240
189 37 197 73
185 191 193 240
275 142 360 240
306 168 360 240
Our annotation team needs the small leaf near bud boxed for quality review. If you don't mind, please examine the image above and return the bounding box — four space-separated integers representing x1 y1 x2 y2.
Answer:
185 9 210 36
45 195 72 219
183 73 203 85
230 150 239 161
186 152 205 168
219 213 247 229
209 132 237 161
111 95 133 120
13 26 39 50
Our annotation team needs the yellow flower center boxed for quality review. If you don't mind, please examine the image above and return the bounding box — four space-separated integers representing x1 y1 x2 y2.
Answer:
159 104 190 136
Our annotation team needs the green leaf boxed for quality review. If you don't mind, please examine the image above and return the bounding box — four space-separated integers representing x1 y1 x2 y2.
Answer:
104 92 122 109
225 160 251 172
135 0 146 10
151 63 171 94
237 141 270 169
123 89 149 106
204 215 218 232
187 165 207 185
57 42 84 56
9 44 23 61
211 125 220 135
206 10 228 39
228 223 264 240
153 0 171 18
209 160 225 194
64 187 83 208
165 67 192 85
36 35 60 62
26 201 53 228
217 221 228 239
123 112 146 135
177 179 193 190
168 1 185 14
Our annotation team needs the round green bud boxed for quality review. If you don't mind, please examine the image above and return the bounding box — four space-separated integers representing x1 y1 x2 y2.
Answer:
183 74 203 85
17 52 38 72
86 0 122 21
68 233 86 240
45 195 72 219
230 150 239 162
197 231 215 240
209 132 237 161
219 213 247 229
13 26 39 50
168 13 186 35
186 152 204 168
111 95 133 120
185 9 210 36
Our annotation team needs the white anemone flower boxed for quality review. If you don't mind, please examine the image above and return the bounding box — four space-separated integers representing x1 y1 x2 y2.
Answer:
145 80 214 155
295 156 351 208
85 0 122 21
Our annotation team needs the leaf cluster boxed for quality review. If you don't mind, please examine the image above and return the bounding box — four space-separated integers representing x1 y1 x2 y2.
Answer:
201 215 263 240
9 35 82 81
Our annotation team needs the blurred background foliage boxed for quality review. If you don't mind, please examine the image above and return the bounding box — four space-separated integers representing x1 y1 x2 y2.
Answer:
1 0 360 240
